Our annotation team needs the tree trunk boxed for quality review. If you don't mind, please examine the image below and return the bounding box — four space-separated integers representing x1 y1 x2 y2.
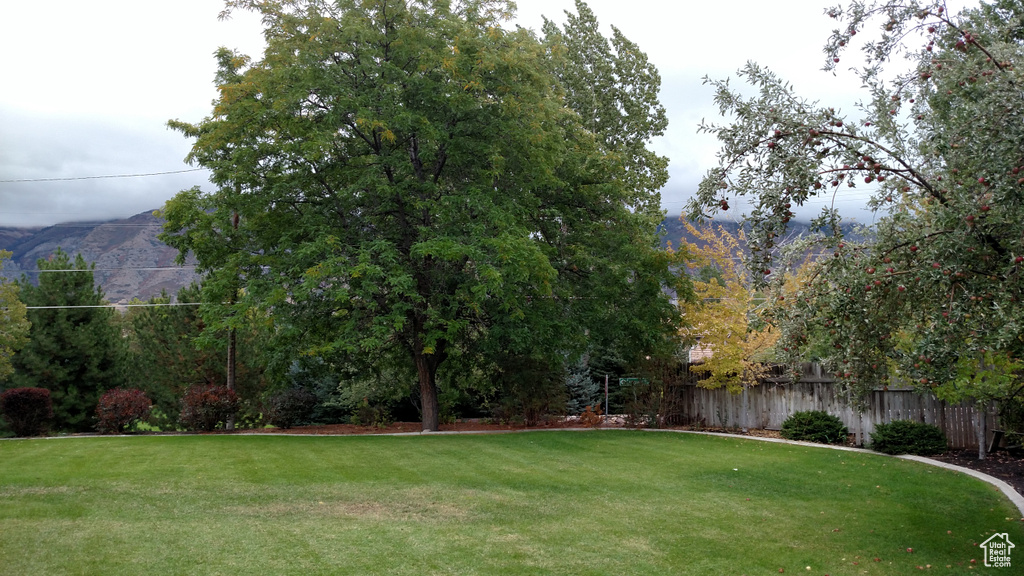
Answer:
975 402 986 461
226 209 239 431
416 353 439 432
225 327 236 431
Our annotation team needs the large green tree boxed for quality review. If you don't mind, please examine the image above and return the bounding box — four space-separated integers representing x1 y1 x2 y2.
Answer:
0 250 30 382
538 1 683 365
163 0 682 431
9 249 121 432
542 0 669 207
690 1 1024 418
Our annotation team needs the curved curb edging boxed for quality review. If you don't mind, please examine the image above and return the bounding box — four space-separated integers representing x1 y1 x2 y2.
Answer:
896 454 1024 517
247 426 1024 515
648 428 1024 517
9 426 1024 516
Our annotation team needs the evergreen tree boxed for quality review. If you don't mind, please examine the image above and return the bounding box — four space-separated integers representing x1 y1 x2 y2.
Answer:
564 356 600 415
10 249 121 432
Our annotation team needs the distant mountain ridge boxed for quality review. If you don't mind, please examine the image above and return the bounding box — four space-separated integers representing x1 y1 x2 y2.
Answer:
659 217 864 251
0 211 199 304
1 212 864 305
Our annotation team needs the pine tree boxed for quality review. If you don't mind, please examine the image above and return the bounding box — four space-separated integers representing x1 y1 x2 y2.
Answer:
10 248 121 432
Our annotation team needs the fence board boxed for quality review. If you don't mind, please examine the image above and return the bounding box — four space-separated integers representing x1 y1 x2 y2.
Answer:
674 366 997 450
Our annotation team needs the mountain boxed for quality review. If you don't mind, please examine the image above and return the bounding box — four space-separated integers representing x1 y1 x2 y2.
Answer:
0 211 869 305
0 211 199 305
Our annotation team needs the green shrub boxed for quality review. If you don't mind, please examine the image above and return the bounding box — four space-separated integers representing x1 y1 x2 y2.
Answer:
265 387 317 429
0 387 53 437
780 410 848 445
869 420 948 455
350 399 393 428
95 388 152 434
179 384 239 432
490 356 566 426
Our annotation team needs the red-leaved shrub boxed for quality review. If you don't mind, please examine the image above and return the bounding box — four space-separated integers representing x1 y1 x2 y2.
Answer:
179 384 239 431
0 387 53 437
95 388 153 434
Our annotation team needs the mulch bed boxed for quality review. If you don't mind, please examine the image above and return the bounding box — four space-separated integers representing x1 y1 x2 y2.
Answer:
234 419 601 436
931 449 1024 497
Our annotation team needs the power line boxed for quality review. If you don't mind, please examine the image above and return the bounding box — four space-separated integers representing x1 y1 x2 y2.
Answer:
25 303 204 310
41 223 164 228
24 266 196 273
0 168 206 183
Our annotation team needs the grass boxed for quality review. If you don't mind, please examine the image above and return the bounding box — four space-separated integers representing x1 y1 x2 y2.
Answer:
0 430 1020 575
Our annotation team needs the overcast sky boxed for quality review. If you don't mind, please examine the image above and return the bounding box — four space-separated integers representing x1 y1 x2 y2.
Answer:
0 0 959 228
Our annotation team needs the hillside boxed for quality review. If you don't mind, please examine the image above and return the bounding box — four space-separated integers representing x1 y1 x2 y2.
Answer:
0 211 199 304
659 216 866 252
1 212 867 305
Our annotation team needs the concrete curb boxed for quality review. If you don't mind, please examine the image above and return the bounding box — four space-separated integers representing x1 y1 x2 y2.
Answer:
10 426 1024 516
897 454 1024 517
648 428 1024 517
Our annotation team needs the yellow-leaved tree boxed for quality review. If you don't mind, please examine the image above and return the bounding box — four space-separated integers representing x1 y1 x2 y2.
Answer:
0 250 30 382
679 221 778 393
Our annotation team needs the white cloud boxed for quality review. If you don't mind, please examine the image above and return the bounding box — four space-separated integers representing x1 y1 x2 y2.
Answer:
0 0 966 227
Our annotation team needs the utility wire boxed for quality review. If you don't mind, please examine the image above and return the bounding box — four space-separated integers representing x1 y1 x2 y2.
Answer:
25 303 204 310
38 223 164 228
24 267 196 273
0 168 205 183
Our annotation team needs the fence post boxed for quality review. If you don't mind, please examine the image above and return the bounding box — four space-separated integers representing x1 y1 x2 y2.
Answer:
603 374 609 417
974 402 987 460
742 384 749 432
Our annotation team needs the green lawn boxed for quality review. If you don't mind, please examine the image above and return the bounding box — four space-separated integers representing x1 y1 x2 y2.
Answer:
0 431 1019 575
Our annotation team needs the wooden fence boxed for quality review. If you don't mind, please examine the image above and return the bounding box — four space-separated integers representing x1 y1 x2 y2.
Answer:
667 363 998 450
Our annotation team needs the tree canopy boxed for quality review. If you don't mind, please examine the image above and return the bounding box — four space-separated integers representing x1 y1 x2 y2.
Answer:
163 0 683 431
678 222 778 393
689 0 1024 405
0 251 29 383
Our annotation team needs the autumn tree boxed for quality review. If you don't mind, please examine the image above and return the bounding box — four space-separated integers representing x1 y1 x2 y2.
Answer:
689 0 1024 453
0 251 29 383
162 0 683 431
9 249 121 432
678 222 778 393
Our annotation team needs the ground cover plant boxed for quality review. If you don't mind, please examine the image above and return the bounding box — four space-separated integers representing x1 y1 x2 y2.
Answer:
0 431 1020 575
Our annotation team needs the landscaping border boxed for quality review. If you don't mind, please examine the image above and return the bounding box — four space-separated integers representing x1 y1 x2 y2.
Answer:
7 425 1023 516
